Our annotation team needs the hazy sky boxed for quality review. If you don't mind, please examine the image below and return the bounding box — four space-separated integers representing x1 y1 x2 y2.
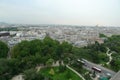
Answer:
0 0 120 26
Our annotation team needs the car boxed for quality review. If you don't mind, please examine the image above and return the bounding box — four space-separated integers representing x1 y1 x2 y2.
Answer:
106 73 111 76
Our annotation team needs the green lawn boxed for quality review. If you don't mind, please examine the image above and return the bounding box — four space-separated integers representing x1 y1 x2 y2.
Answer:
39 66 83 80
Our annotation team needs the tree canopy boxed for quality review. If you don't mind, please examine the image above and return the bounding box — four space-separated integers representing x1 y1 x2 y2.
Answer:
0 41 9 58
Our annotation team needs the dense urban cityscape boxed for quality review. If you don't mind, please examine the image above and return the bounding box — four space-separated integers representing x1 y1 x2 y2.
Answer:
0 22 120 80
1 22 120 48
0 0 120 80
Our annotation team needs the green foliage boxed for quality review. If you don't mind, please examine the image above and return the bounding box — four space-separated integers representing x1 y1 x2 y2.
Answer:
92 71 96 78
104 35 120 52
46 58 54 66
11 40 30 58
63 58 69 64
0 58 19 80
40 67 82 80
110 58 120 72
66 70 72 79
2 34 120 79
84 72 92 80
8 37 74 79
23 69 44 80
11 37 73 67
70 60 83 74
49 68 55 76
72 47 92 60
0 27 18 31
72 41 108 64
61 41 72 53
103 35 120 71
0 41 9 58
99 33 107 38
98 52 109 62
58 65 66 73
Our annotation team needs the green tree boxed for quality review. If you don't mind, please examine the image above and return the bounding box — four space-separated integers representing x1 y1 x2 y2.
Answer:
98 52 108 62
110 58 120 71
23 69 44 80
99 33 107 38
49 68 55 76
0 58 19 80
66 70 72 79
46 58 54 67
58 65 66 73
61 41 72 53
11 40 30 58
0 41 9 58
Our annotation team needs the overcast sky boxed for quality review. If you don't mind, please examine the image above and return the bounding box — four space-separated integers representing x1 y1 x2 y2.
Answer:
0 0 120 26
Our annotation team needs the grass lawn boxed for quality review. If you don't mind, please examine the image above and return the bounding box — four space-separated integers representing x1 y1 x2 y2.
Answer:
39 66 83 80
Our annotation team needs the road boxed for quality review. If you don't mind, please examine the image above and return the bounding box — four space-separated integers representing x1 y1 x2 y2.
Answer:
82 59 116 77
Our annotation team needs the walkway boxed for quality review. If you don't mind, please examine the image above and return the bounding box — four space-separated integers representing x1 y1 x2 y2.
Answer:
11 75 24 80
106 47 113 65
66 65 86 80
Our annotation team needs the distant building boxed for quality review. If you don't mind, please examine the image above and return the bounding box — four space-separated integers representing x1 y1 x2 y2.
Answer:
96 38 104 44
0 32 10 37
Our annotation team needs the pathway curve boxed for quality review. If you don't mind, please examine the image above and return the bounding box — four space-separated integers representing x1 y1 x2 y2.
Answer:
106 47 113 65
66 65 86 80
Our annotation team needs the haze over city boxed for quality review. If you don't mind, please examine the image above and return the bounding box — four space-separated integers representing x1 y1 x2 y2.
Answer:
1 0 120 80
0 0 120 26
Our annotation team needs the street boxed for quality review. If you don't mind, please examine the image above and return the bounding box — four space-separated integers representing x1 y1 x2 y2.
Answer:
83 59 116 77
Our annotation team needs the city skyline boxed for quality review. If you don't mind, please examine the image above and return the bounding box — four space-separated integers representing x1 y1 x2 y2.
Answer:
0 0 120 26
